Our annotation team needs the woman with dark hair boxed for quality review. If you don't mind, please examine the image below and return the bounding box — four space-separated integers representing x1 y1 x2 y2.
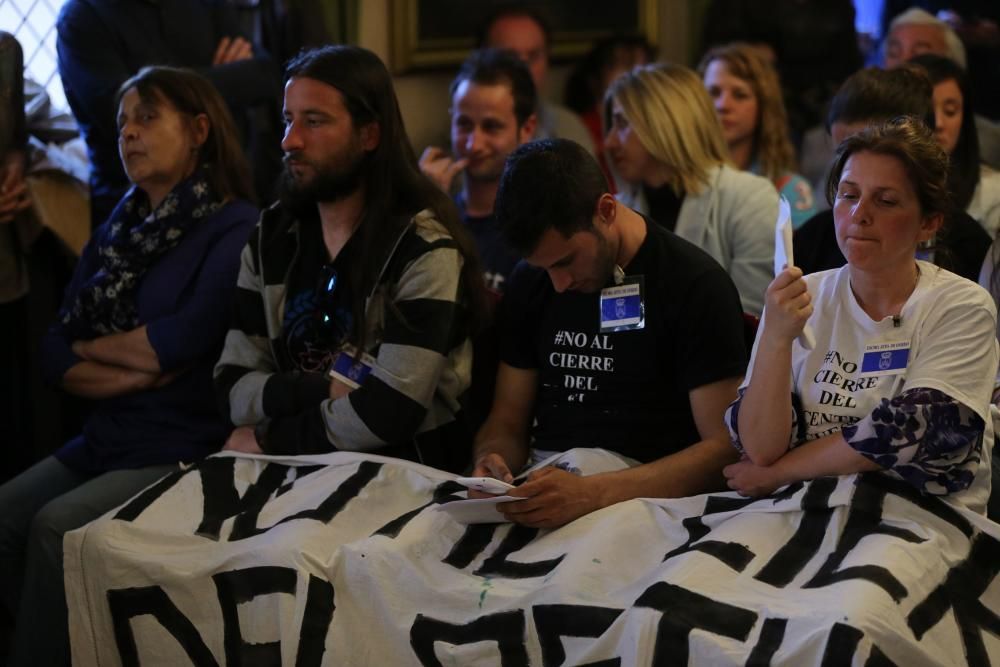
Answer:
725 116 996 514
909 53 1000 237
564 34 654 189
0 66 257 665
699 43 817 228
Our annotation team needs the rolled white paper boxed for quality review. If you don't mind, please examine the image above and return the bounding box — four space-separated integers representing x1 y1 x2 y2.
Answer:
775 197 815 349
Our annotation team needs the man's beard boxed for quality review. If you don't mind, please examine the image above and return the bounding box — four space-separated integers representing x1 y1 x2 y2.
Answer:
279 147 367 215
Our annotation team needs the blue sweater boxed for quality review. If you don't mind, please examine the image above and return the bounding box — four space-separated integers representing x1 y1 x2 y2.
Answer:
42 199 258 472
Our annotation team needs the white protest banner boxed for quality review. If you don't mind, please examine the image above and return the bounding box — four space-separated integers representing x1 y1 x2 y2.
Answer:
65 449 1000 666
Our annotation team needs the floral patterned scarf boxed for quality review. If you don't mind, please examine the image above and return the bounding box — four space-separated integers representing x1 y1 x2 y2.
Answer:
60 169 223 339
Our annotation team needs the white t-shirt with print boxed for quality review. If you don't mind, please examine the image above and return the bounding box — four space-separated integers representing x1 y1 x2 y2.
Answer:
744 261 998 513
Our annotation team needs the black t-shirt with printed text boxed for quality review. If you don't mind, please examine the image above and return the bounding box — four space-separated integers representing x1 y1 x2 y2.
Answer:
275 219 355 373
500 215 747 463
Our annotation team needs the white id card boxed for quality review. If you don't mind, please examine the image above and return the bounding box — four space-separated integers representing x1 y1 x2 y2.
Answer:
328 345 377 388
599 276 645 332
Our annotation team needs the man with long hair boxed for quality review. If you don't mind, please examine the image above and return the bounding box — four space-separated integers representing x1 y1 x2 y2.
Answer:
215 45 485 472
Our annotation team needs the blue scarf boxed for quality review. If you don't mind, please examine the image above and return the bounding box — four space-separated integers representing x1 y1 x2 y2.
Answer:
61 170 223 338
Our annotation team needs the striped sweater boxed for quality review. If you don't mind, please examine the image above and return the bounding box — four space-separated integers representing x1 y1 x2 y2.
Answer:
214 204 473 471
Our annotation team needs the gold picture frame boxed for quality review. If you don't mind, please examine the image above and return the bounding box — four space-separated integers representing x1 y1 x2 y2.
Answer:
390 0 658 73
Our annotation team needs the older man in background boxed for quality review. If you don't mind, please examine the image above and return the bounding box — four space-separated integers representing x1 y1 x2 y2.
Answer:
477 6 596 156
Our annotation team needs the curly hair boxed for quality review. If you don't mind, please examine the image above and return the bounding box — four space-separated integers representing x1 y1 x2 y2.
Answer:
826 115 950 218
697 43 797 183
605 63 730 196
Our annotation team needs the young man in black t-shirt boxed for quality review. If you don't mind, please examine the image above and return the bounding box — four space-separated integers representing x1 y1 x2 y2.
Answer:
419 49 537 292
472 139 748 528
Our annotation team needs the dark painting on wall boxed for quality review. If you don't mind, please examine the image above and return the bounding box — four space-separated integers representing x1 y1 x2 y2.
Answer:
390 0 657 73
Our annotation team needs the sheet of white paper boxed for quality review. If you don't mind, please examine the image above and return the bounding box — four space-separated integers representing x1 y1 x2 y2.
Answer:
454 476 516 495
775 197 815 349
434 495 526 524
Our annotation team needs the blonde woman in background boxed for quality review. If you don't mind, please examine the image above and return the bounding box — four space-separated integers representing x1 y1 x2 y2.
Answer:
699 43 817 228
607 62 777 315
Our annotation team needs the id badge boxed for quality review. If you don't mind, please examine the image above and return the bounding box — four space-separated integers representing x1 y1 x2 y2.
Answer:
858 341 910 378
328 345 377 388
599 275 645 332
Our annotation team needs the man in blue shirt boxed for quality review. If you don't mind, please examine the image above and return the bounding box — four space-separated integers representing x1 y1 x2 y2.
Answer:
420 49 536 293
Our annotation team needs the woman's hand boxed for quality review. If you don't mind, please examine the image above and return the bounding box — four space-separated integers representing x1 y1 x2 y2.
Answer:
71 339 91 359
763 266 812 343
0 152 31 224
71 327 162 373
723 457 784 497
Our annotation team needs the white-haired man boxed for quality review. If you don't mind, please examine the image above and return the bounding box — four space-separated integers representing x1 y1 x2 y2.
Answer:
882 7 1000 168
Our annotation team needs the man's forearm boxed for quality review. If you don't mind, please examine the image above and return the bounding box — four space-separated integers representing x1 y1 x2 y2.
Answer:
473 423 530 474
592 436 740 508
498 436 741 529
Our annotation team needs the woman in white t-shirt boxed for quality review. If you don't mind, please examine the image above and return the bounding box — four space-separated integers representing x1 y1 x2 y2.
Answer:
724 116 998 513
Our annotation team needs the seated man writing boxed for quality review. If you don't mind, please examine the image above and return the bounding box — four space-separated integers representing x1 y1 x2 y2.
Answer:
472 138 748 527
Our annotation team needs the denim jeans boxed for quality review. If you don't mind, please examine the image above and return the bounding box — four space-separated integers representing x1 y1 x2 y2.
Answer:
0 456 176 666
